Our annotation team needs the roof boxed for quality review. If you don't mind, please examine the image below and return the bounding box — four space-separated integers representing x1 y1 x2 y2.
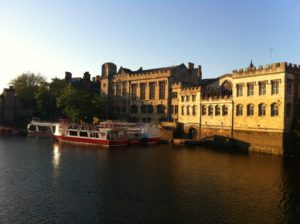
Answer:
199 78 218 86
117 63 186 75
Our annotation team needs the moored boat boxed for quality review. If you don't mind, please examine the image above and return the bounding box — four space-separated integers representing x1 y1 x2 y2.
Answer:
53 122 128 147
27 121 57 137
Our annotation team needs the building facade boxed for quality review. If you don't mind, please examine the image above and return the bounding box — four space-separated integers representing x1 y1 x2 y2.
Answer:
100 62 202 123
178 62 300 155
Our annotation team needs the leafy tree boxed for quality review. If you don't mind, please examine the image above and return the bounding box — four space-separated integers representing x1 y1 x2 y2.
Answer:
10 72 46 111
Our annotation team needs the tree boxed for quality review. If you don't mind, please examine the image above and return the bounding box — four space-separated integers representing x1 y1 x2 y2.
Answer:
10 72 46 112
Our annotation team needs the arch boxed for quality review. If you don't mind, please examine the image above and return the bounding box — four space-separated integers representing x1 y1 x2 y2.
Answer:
236 104 243 116
130 105 138 113
258 103 266 116
157 104 165 114
188 127 198 140
221 80 232 95
247 104 254 116
141 105 147 114
271 103 279 116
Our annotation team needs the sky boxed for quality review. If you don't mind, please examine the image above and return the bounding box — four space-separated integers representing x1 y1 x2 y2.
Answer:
0 0 300 91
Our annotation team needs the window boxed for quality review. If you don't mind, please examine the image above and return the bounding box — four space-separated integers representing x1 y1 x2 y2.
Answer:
69 131 78 136
286 103 292 117
192 95 196 102
236 104 243 116
116 81 121 97
222 105 228 116
181 106 184 115
247 104 254 116
259 103 266 116
271 80 279 95
149 82 155 99
159 81 166 99
201 105 206 115
79 131 88 137
157 104 165 114
271 103 279 116
141 105 147 113
140 83 146 100
187 106 190 115
192 106 197 116
259 82 266 95
237 84 243 97
148 105 153 113
186 96 190 102
122 81 127 96
131 105 138 113
181 96 184 102
172 92 178 98
208 105 213 116
215 105 220 116
131 84 137 100
247 83 254 96
175 105 178 114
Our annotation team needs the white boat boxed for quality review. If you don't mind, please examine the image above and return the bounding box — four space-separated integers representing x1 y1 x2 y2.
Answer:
27 121 58 137
99 122 160 145
53 122 128 147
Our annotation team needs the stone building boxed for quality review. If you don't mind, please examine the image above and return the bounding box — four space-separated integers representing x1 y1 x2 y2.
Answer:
100 62 202 122
64 71 101 93
178 62 300 155
0 86 22 125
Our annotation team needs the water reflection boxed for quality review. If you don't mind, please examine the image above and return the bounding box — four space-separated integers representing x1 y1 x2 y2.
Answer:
52 143 61 177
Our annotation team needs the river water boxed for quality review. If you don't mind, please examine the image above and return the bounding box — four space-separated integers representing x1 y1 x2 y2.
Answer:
0 136 300 224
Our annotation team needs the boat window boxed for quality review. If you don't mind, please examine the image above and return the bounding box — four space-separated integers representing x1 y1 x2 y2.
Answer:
69 131 78 136
90 132 99 138
38 126 50 132
29 125 37 131
79 131 88 137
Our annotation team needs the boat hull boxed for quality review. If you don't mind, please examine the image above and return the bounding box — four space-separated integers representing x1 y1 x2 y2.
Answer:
54 135 128 147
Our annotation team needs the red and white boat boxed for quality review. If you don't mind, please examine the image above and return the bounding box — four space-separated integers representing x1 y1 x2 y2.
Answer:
53 122 128 147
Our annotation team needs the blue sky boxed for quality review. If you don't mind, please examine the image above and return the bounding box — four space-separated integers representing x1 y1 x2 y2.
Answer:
0 0 299 91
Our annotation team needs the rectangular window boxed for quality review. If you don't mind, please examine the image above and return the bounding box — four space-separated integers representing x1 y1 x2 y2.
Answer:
149 82 155 99
140 83 146 100
222 105 228 116
131 84 137 100
201 106 206 115
247 83 254 96
187 106 190 115
186 96 190 102
181 106 184 115
259 82 266 95
192 95 196 101
175 105 178 114
172 92 178 98
159 81 165 99
208 106 213 116
192 106 196 116
271 80 279 95
237 84 243 97
181 96 184 102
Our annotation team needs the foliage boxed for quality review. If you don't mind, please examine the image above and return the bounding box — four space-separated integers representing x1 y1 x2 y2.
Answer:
10 72 46 110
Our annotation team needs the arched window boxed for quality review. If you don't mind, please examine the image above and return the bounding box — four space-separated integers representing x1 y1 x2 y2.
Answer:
130 105 138 113
192 105 197 116
208 105 213 116
247 104 254 116
141 105 147 114
258 103 266 116
157 104 165 114
215 105 220 116
271 103 279 116
222 105 228 116
181 106 184 115
148 105 153 114
201 105 206 115
187 106 190 115
236 104 243 116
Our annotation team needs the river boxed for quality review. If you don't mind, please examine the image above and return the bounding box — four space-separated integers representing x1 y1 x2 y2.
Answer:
0 136 300 223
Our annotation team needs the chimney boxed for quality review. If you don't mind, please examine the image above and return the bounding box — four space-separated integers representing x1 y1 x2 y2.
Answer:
197 65 202 80
188 62 194 70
